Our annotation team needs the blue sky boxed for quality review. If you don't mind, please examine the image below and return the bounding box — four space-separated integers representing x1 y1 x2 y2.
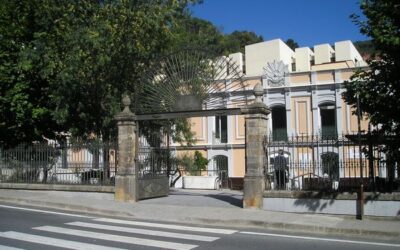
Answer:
190 0 368 47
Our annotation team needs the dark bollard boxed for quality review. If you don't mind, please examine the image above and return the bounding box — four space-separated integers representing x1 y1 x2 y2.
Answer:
357 184 364 220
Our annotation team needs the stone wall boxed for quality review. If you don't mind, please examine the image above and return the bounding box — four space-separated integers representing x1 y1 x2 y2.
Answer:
263 191 400 217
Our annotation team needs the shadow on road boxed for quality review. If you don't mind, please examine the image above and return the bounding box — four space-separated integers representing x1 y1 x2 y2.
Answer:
206 193 243 208
168 189 243 208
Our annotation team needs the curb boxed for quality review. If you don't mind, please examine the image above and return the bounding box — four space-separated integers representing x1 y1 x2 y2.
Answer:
0 196 135 218
189 217 399 239
0 196 399 240
0 183 114 193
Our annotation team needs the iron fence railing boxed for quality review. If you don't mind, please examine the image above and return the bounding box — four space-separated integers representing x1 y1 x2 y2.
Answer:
264 134 399 192
0 141 116 185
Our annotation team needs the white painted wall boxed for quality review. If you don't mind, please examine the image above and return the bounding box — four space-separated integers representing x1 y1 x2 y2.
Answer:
182 176 218 189
263 198 400 217
244 39 366 76
314 44 334 64
335 40 365 65
228 52 243 76
245 39 294 76
295 47 314 72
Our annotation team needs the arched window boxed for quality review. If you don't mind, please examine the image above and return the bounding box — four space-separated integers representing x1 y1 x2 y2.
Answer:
319 103 337 138
213 155 228 172
213 155 228 183
321 152 339 181
271 106 287 141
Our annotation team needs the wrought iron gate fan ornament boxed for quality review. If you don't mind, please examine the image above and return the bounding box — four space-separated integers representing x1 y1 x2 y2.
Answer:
136 49 249 115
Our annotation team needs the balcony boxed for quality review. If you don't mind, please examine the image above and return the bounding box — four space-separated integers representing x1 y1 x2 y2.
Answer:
272 128 288 141
321 126 337 140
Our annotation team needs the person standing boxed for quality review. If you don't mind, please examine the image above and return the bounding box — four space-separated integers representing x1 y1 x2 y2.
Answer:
274 149 288 189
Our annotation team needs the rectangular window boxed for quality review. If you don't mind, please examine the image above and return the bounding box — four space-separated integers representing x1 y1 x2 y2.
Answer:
215 116 228 143
272 107 287 141
320 104 337 139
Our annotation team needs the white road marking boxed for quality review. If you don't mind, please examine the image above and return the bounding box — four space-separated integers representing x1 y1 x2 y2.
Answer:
0 204 93 218
0 245 24 250
0 231 127 250
94 218 237 234
240 231 400 248
34 226 198 250
67 221 219 242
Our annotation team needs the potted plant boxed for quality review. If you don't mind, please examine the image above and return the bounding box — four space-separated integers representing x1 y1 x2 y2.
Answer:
181 151 218 189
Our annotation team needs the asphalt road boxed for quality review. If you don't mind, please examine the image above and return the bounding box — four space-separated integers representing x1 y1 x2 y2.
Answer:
0 203 399 250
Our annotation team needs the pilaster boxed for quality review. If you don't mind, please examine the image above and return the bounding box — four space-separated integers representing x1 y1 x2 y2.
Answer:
241 83 270 209
114 95 138 202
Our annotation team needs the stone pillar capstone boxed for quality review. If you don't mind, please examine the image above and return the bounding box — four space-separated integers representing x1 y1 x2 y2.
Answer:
241 83 270 209
114 95 138 202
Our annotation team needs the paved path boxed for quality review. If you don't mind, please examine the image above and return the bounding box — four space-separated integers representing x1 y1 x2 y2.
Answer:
0 188 399 240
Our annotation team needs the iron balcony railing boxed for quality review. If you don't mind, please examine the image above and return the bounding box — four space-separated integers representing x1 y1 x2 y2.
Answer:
272 128 288 141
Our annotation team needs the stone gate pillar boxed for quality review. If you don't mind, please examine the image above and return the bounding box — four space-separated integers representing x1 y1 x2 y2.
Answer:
242 83 270 209
114 95 138 202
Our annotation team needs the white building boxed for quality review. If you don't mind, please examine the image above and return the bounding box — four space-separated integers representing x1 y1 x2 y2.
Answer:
175 38 372 190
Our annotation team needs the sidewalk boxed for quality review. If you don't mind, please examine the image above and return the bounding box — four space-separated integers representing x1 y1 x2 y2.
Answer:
0 188 399 240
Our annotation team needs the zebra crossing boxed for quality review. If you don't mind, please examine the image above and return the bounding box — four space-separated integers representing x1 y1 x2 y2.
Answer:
0 217 237 250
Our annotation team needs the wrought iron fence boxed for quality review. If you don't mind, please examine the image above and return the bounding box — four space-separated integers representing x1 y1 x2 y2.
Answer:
0 141 116 185
264 134 399 192
137 125 170 179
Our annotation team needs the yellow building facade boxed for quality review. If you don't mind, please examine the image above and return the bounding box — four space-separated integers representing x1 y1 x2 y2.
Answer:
172 38 372 189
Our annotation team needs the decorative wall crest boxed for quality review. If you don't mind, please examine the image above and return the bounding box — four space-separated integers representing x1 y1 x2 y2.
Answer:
263 60 289 87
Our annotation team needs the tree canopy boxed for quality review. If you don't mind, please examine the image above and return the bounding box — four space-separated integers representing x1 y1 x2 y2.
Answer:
0 0 264 146
353 40 377 58
0 0 200 146
343 0 400 165
171 16 224 54
171 18 264 55
0 1 62 146
285 38 299 51
221 31 263 54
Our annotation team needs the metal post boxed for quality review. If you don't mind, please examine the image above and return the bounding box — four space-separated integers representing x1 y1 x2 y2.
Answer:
356 93 363 182
357 184 364 220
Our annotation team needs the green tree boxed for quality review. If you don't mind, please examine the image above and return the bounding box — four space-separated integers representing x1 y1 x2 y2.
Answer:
171 16 224 54
221 30 263 54
0 0 202 146
194 150 209 171
353 40 377 58
171 18 264 55
344 0 400 184
179 150 209 176
51 0 199 141
285 38 299 51
0 1 64 147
